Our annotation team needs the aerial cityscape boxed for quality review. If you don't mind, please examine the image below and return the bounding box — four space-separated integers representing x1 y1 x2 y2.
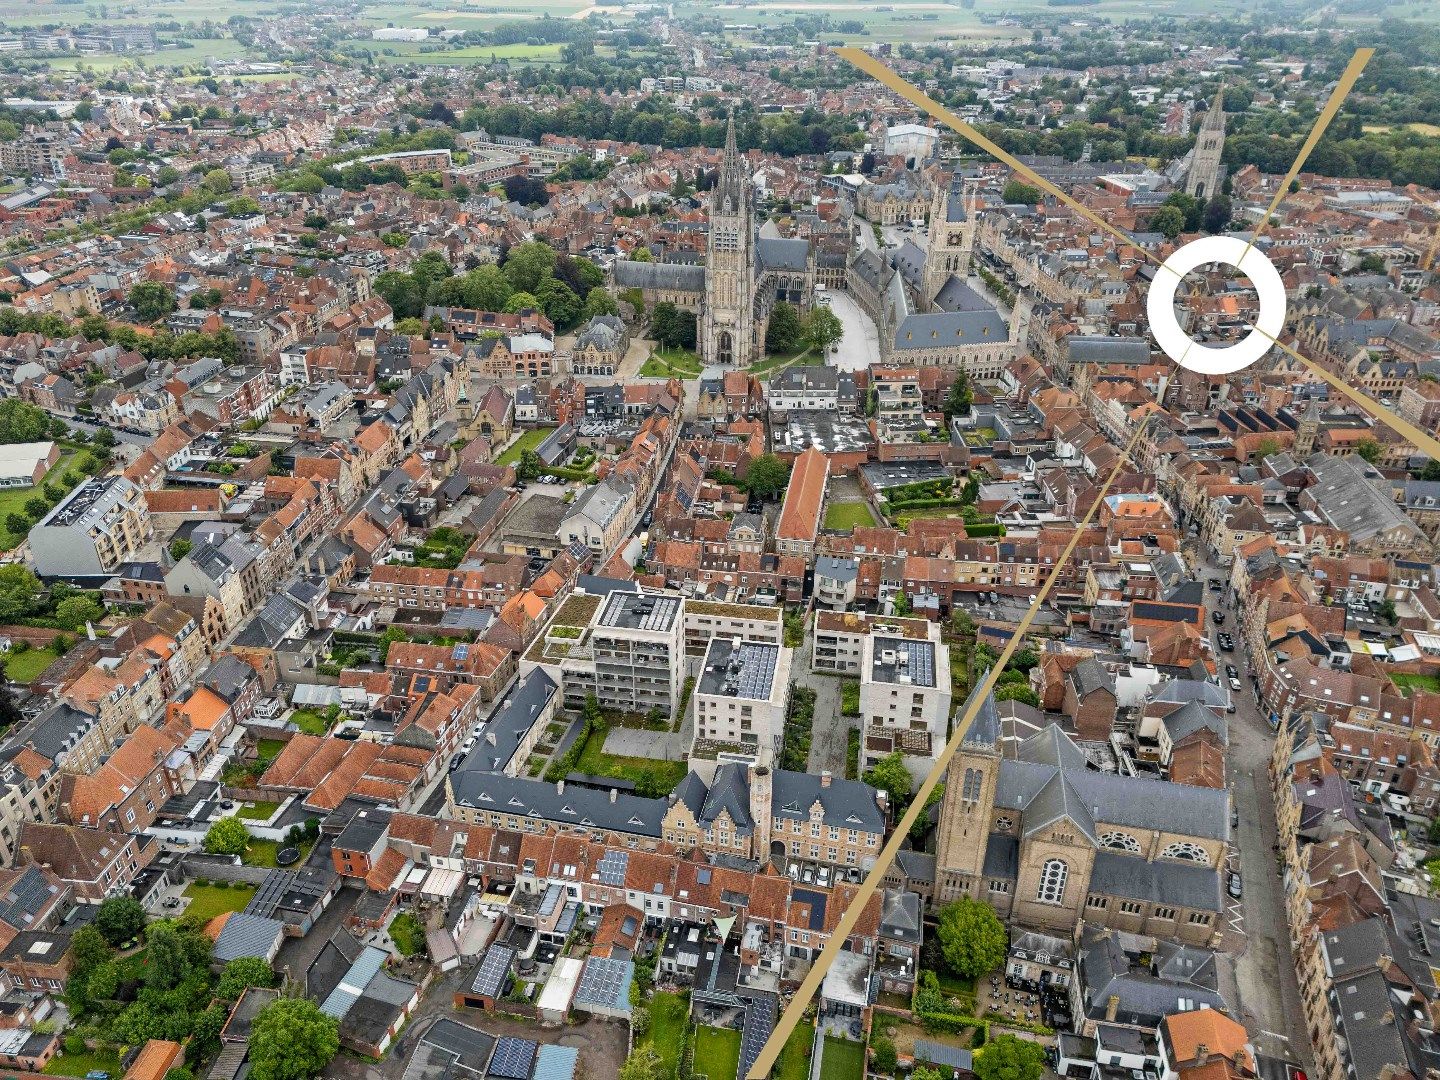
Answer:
0 3 1435 1080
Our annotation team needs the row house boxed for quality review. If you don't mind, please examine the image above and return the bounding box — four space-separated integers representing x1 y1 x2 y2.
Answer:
362 559 527 612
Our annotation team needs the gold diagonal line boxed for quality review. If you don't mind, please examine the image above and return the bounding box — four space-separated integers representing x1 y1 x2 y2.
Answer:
1241 48 1373 262
747 419 1150 1080
834 47 1185 285
1246 323 1440 462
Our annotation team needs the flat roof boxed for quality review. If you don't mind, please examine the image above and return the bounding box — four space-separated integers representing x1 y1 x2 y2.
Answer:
698 639 781 701
871 636 937 688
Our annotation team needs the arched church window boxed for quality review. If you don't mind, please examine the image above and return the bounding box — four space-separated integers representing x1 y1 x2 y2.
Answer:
1160 841 1209 865
1037 859 1068 905
1099 832 1141 854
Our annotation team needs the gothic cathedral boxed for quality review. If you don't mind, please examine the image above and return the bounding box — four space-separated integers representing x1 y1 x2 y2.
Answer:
701 114 757 368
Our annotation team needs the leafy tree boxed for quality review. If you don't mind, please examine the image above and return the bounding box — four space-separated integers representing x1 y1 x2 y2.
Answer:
0 399 50 444
944 371 973 419
744 454 791 500
994 682 1040 707
1254 437 1281 460
4 513 27 536
1202 194 1232 234
502 240 558 294
203 168 233 193
871 1036 898 1074
765 302 803 353
1358 253 1387 274
188 1002 230 1063
141 922 191 991
1428 817 1440 845
1379 598 1398 624
1419 460 1440 482
55 595 103 630
936 897 1008 978
1151 204 1186 240
630 246 652 262
802 305 844 354
96 895 146 946
863 750 913 810
374 271 424 320
224 196 261 217
203 816 250 857
248 998 340 1080
170 537 192 560
70 924 111 977
1356 438 1383 464
0 565 40 623
912 1068 944 1080
582 287 618 319
379 626 406 662
536 277 581 330
517 448 542 482
1162 191 1203 232
92 426 116 448
504 291 541 314
217 957 275 1000
893 591 912 617
1002 180 1041 204
973 1034 1046 1080
165 1069 195 1080
618 1045 664 1080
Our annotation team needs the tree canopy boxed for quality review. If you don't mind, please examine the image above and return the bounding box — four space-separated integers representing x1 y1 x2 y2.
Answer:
95 895 146 947
248 998 340 1080
936 897 1009 978
973 1034 1047 1080
203 816 250 857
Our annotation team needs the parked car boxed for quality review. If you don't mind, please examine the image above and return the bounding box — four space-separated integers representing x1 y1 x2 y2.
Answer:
1228 872 1243 899
1229 676 1242 692
1212 610 1225 624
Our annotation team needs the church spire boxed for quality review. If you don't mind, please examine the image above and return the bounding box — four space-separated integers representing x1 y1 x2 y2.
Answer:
1202 82 1227 131
724 110 737 157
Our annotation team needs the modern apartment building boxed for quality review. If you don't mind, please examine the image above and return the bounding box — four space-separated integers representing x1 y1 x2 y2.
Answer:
860 632 953 783
691 638 791 777
29 476 152 579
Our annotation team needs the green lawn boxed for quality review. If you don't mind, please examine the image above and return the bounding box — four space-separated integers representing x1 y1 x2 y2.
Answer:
43 1048 123 1077
0 452 77 550
646 991 691 1079
256 738 288 760
693 1027 742 1080
289 708 331 735
640 347 703 381
237 800 284 821
4 645 59 683
242 836 315 869
819 1036 865 1080
575 734 687 796
775 1025 815 1080
183 882 258 922
497 426 556 466
749 347 813 378
823 502 877 531
1392 672 1440 696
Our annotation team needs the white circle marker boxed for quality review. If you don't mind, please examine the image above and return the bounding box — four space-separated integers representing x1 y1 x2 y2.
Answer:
1147 235 1287 375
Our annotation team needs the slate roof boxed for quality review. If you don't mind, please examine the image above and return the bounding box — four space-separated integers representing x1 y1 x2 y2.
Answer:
756 237 810 271
213 912 284 963
1089 851 1223 912
612 260 704 292
1162 700 1228 747
998 722 1229 841
893 308 1007 350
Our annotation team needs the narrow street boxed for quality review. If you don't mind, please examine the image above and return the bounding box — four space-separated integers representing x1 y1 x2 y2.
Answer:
1194 554 1313 1071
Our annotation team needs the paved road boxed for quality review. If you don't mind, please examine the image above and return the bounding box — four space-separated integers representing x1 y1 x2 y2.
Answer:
827 288 881 373
1195 555 1313 1071
796 621 853 776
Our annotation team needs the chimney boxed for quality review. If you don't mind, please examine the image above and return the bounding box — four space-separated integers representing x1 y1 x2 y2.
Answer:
820 770 832 788
556 779 565 795
1194 1043 1209 1067
1105 994 1120 1023
610 788 618 804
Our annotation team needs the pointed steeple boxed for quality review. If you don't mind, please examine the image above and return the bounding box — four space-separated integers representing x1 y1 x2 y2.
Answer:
724 109 738 157
1202 83 1227 131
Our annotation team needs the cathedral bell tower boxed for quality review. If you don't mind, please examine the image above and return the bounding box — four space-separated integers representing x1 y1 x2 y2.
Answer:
1185 85 1227 200
701 113 757 368
923 170 977 312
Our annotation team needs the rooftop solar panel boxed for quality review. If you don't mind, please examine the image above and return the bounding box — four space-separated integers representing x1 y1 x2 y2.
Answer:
487 1037 537 1080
